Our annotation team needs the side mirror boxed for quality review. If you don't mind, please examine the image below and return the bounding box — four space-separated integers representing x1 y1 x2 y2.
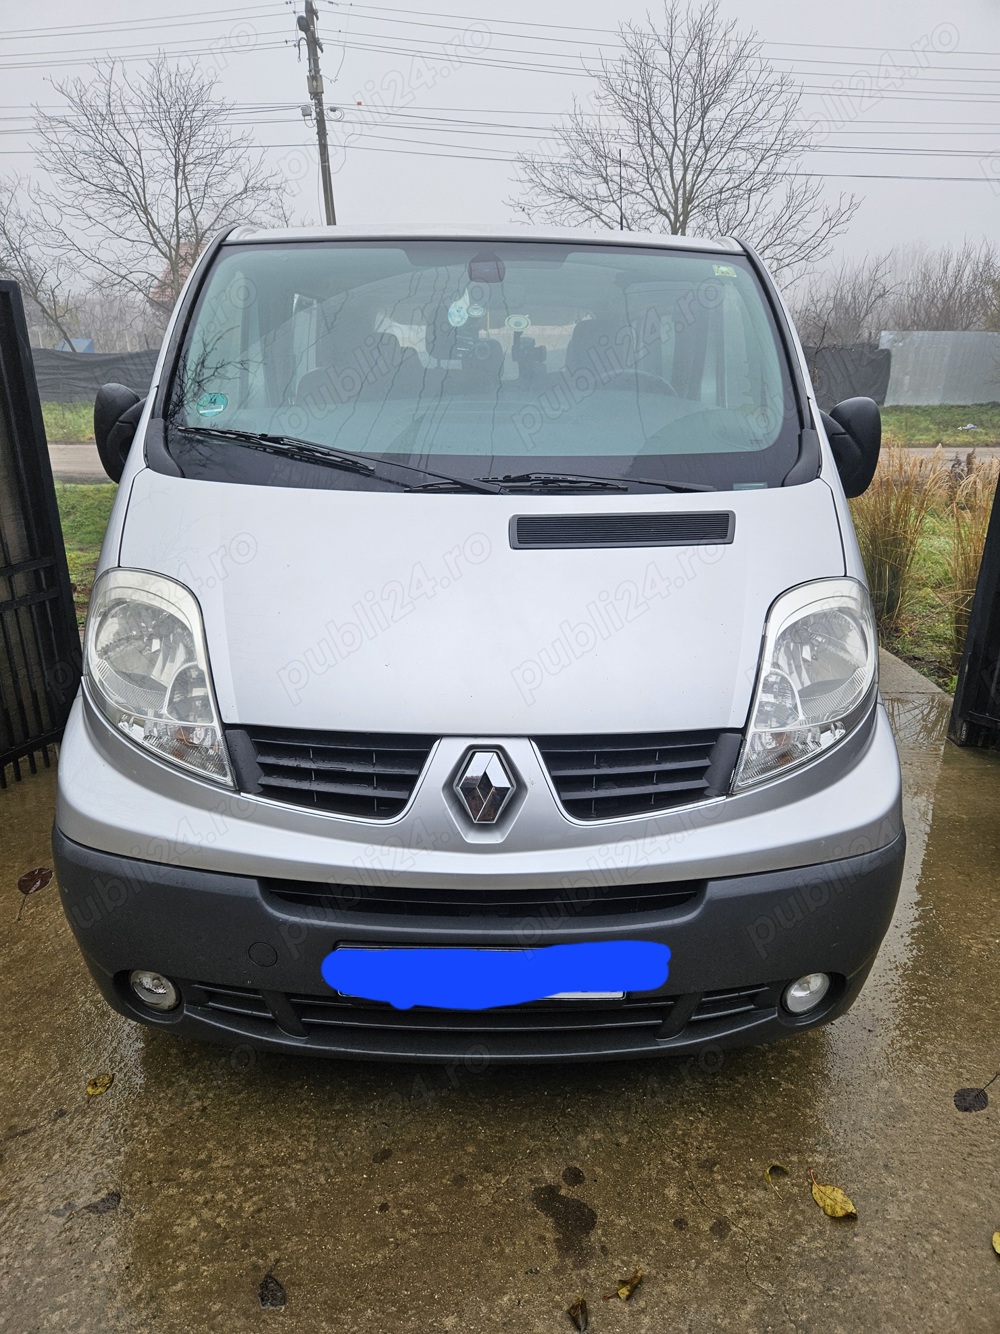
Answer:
94 383 146 483
821 396 881 498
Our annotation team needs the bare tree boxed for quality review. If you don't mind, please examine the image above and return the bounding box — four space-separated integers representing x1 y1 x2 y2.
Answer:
886 240 1000 332
790 253 896 351
72 289 163 352
0 175 81 347
34 57 288 318
511 1 857 280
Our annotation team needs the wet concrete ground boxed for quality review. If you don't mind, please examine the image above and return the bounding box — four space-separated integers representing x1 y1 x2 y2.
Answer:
1 658 998 1333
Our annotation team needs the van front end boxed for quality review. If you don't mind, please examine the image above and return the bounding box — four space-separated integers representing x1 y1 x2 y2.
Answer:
53 672 903 1062
54 227 905 1063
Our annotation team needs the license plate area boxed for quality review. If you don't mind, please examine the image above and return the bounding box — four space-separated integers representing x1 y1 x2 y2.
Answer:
323 943 668 1011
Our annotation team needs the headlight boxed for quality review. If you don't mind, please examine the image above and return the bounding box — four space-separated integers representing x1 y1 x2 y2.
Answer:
734 578 877 790
85 569 233 785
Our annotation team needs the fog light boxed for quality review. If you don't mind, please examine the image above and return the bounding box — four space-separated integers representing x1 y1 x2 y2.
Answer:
129 970 180 1012
782 972 830 1015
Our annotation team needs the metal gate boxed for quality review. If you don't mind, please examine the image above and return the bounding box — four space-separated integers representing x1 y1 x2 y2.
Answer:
951 476 1000 747
0 279 82 785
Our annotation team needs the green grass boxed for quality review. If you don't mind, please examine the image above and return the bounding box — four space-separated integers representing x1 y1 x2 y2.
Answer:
42 401 94 443
54 482 116 627
881 404 1000 446
888 513 957 690
40 398 1000 448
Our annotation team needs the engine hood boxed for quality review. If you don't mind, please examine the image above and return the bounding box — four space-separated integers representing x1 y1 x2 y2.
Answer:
116 471 845 734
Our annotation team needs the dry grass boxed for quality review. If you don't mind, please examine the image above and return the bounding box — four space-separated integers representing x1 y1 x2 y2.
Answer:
945 460 1000 671
849 444 1000 685
849 442 946 640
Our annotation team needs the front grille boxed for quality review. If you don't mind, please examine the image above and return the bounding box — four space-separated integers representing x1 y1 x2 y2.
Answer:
511 511 735 550
180 979 783 1059
225 727 741 823
288 992 677 1037
689 985 773 1022
536 730 742 821
226 727 435 818
187 980 678 1055
261 878 703 920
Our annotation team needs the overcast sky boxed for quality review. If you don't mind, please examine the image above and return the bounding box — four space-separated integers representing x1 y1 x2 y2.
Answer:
2 0 999 279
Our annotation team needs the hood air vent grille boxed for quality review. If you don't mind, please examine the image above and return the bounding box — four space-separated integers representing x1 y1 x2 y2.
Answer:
511 512 734 550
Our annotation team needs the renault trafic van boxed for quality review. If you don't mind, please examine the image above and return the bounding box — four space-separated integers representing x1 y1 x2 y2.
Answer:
53 226 904 1062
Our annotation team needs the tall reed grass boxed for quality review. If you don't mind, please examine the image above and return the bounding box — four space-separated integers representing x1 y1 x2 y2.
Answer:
945 459 1000 671
849 443 945 642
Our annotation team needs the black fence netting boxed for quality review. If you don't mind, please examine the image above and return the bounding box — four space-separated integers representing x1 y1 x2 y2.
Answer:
0 284 82 784
802 344 892 411
30 347 158 403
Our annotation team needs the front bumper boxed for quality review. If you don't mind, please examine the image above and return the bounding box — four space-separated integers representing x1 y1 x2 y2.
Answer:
53 827 906 1064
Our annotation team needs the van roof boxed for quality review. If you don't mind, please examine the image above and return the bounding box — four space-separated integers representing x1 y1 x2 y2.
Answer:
224 223 744 255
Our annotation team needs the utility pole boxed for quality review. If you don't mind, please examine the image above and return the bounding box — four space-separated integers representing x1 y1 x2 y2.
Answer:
297 0 337 225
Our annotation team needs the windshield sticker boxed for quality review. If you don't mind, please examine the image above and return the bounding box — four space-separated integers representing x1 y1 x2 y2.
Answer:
713 264 737 278
506 314 531 332
196 392 229 417
321 940 670 1011
447 300 470 327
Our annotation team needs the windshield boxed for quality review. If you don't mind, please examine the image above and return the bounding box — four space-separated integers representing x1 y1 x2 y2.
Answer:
167 240 801 491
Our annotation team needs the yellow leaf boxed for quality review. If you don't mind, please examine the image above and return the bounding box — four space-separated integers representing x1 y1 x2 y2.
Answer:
809 1170 857 1219
86 1072 114 1097
603 1268 643 1301
992 1231 1000 1256
765 1163 789 1190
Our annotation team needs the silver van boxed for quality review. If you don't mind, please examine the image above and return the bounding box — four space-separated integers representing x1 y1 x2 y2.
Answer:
53 226 904 1062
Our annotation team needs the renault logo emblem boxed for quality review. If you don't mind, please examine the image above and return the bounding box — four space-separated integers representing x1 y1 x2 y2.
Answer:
455 750 516 824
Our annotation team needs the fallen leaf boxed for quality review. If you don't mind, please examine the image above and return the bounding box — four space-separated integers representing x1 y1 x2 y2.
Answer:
765 1163 789 1189
955 1088 989 1113
18 867 52 896
86 1073 114 1098
809 1170 857 1219
258 1273 286 1309
954 1074 997 1113
83 1191 121 1216
567 1297 588 1331
59 1190 123 1230
603 1268 643 1301
15 867 52 920
992 1232 1000 1256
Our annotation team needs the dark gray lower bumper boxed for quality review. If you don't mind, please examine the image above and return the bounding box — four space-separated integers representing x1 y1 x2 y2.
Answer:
53 827 905 1064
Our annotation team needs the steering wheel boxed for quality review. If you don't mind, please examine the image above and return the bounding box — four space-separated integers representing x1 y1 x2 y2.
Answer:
603 369 678 396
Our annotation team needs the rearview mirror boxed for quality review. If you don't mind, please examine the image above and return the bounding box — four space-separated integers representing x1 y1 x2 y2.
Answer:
94 383 146 483
821 396 881 498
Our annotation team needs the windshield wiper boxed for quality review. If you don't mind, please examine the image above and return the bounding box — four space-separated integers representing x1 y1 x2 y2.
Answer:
175 426 377 475
174 426 502 494
477 470 715 493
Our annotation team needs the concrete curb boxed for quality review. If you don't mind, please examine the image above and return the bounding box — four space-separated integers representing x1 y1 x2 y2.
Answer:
879 648 950 699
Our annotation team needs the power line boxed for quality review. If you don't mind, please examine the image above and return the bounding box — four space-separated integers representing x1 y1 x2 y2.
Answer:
324 6 1000 78
0 33 292 72
332 24 1000 86
0 3 283 42
1 125 997 181
324 2 1000 62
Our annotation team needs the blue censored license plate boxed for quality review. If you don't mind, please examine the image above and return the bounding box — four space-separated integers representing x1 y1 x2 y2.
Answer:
321 941 670 1012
